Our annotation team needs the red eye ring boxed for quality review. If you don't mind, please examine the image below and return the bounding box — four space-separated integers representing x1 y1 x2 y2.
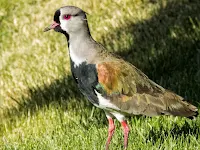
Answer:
63 14 71 20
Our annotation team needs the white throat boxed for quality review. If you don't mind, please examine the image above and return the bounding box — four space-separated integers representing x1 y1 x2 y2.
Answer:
68 31 97 68
69 44 86 67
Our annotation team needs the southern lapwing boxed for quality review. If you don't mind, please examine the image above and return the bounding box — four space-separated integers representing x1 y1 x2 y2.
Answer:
44 6 198 149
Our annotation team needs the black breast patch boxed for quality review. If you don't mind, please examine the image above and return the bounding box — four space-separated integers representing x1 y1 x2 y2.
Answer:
70 60 99 105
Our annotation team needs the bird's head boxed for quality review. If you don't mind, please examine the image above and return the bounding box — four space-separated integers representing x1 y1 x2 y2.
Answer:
44 6 88 36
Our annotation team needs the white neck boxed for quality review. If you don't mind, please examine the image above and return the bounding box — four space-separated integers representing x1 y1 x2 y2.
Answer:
68 30 97 67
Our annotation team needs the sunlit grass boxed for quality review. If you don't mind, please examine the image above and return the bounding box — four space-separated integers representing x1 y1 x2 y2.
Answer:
1 0 200 149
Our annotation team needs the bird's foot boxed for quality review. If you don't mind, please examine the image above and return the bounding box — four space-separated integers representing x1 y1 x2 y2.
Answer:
121 120 130 149
105 118 115 150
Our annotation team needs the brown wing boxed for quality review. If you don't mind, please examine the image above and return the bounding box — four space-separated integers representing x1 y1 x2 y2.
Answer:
96 60 198 117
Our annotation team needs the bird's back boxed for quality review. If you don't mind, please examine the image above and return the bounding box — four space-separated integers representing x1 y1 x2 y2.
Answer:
91 51 198 118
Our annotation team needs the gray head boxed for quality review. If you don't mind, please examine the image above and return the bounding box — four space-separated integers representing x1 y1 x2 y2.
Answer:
44 6 89 36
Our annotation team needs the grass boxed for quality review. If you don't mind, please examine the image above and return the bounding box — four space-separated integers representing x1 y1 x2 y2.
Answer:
0 0 200 149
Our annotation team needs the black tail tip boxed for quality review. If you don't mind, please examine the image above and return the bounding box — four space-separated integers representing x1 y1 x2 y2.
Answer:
187 110 199 120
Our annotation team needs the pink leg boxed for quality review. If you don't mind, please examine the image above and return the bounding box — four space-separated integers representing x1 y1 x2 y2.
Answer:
105 118 115 150
121 120 130 149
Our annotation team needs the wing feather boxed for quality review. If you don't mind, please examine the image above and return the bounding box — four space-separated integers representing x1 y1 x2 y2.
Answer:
95 60 198 117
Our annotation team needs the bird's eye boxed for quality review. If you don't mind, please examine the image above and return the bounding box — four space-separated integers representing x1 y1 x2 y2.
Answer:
63 15 71 20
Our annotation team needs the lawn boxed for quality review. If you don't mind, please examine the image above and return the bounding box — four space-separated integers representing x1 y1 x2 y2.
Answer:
0 0 200 149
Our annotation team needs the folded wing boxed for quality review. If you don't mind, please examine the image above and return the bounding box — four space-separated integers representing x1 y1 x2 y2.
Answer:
95 60 198 118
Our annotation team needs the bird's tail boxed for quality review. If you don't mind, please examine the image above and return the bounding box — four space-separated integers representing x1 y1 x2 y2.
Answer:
163 90 198 119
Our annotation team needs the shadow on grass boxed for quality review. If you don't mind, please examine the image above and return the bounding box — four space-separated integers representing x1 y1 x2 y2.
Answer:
5 75 91 118
101 0 200 105
146 119 200 144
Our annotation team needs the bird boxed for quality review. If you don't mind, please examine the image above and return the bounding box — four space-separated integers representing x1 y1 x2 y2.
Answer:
44 6 198 149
